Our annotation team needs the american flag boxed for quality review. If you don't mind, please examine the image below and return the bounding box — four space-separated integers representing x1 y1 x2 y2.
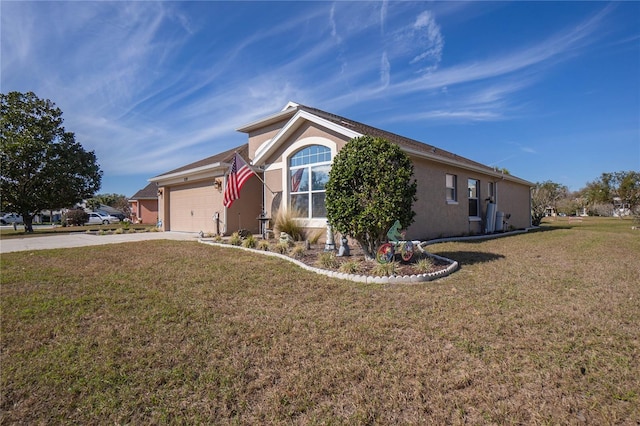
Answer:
291 168 304 192
223 153 255 208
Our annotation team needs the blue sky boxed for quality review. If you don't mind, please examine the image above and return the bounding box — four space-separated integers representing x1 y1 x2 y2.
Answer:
2 1 638 197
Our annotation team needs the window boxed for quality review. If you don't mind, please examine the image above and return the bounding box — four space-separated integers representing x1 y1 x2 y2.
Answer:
446 174 457 202
289 145 331 219
468 179 479 217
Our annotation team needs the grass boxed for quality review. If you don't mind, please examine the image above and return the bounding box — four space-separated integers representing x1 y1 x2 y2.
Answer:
1 217 639 424
0 223 156 239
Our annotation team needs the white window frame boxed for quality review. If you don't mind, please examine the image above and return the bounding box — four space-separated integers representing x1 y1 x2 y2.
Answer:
288 145 332 221
468 178 480 218
446 174 458 204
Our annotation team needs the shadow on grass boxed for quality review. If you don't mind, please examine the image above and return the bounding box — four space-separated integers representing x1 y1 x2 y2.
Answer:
434 251 505 266
529 224 573 232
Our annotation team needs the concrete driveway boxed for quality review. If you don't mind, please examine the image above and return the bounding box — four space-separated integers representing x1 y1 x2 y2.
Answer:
0 231 199 254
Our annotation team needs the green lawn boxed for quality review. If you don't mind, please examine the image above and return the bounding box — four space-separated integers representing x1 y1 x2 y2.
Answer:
1 217 639 424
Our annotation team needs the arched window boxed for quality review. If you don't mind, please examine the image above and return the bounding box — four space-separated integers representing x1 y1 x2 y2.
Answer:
289 145 331 219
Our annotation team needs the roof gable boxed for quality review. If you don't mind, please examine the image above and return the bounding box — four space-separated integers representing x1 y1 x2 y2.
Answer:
250 110 360 166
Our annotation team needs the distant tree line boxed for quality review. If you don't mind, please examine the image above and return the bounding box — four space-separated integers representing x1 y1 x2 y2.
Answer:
531 171 640 226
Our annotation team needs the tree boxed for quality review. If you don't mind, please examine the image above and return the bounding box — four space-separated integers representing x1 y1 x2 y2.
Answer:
556 191 585 216
325 135 417 260
584 171 640 215
86 193 131 215
1 91 102 232
531 180 568 226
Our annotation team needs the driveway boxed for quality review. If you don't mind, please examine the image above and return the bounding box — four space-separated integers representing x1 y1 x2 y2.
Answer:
0 231 199 254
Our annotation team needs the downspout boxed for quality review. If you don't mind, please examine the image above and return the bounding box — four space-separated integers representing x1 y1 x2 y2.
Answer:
222 173 228 235
529 185 534 227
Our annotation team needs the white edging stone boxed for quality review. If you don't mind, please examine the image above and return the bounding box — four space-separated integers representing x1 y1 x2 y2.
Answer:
198 228 529 284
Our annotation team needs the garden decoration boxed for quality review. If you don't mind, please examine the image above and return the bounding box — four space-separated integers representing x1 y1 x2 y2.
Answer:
324 221 336 251
337 236 350 257
375 220 415 264
279 232 294 245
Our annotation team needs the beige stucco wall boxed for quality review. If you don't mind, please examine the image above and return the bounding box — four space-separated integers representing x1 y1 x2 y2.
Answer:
223 176 263 235
409 158 533 239
494 179 532 231
158 190 167 230
247 118 292 159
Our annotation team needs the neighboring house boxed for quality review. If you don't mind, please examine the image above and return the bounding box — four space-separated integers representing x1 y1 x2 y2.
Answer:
150 102 534 239
129 183 159 224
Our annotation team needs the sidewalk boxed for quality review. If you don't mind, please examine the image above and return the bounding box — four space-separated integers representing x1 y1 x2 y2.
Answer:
0 231 199 254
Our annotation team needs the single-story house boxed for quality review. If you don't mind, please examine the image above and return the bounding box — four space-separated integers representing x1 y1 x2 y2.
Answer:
150 102 533 240
129 182 159 225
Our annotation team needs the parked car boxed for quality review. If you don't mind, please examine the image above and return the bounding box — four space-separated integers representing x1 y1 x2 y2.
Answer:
98 210 126 221
0 213 24 225
87 212 120 225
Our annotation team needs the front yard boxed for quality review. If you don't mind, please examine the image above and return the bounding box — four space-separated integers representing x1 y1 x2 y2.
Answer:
1 217 638 424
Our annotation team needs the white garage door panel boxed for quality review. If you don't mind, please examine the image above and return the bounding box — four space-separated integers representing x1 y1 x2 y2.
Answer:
168 183 215 233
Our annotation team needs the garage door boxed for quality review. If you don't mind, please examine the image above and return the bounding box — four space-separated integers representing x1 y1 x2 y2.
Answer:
168 182 217 233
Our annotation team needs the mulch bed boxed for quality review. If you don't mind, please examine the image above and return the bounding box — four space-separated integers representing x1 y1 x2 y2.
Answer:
277 241 451 277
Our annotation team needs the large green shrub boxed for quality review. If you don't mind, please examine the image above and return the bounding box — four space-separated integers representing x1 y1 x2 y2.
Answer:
66 209 88 226
325 135 417 259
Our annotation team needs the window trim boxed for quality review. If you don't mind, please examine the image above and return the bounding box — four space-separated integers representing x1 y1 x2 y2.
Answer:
468 178 480 218
288 145 332 220
446 173 457 204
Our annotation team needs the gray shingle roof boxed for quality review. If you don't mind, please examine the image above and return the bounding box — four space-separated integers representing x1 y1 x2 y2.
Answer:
130 182 158 200
152 144 248 178
295 104 497 174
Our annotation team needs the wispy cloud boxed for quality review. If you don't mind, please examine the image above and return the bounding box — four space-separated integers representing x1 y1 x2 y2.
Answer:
408 11 444 72
380 0 388 34
380 52 390 89
327 4 612 121
390 4 611 96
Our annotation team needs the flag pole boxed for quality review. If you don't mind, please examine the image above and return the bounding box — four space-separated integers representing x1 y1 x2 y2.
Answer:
248 166 276 195
232 152 276 195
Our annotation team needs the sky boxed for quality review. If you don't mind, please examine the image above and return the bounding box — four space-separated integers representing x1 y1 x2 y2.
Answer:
2 1 639 198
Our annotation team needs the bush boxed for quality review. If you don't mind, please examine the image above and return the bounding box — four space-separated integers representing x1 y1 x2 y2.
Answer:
274 242 289 254
308 229 324 245
372 261 397 277
339 261 361 274
317 251 339 269
274 208 306 241
325 135 417 259
257 240 270 251
243 234 257 248
291 245 306 259
229 232 242 246
66 209 88 226
414 257 435 273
